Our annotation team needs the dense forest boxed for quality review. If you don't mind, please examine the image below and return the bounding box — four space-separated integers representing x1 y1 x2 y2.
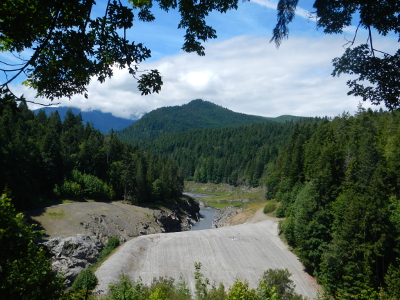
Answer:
2 101 400 299
133 107 400 298
0 103 183 211
138 121 305 186
116 99 303 142
264 109 400 299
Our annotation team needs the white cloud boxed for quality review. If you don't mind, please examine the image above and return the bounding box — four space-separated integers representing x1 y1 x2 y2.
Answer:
21 33 388 119
251 0 314 21
248 0 362 37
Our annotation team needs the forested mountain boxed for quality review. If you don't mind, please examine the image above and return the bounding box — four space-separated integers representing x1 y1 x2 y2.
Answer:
136 108 400 298
4 100 400 299
138 121 314 187
116 99 303 142
0 104 182 211
34 107 137 133
265 109 400 299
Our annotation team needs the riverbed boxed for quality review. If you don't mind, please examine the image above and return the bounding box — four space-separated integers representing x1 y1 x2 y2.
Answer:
191 206 217 231
183 192 218 231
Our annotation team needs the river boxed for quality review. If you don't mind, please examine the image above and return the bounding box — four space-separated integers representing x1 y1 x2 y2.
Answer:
183 192 218 231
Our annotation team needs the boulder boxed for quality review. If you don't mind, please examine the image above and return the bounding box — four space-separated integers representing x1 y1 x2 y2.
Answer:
41 235 103 286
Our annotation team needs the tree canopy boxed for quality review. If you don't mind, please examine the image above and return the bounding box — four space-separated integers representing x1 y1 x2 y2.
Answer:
267 108 400 298
0 0 399 110
0 194 63 299
0 104 184 210
0 0 238 110
271 0 400 110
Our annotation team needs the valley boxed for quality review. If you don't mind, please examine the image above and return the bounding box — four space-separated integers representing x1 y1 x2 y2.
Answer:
2 101 400 299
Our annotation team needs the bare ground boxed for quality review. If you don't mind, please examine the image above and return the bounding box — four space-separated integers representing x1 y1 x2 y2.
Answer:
214 202 280 227
27 202 163 242
95 209 320 299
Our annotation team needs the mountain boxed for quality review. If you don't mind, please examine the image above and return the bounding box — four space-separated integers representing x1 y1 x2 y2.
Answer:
138 121 297 186
116 99 302 142
34 107 137 133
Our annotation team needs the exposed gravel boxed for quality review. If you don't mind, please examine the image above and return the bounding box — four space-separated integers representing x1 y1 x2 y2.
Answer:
212 206 243 228
95 219 320 299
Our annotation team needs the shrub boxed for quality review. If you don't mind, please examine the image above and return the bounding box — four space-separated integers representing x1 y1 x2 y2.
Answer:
260 269 304 300
72 269 98 300
263 202 277 214
0 195 64 300
55 170 115 200
98 237 120 261
109 275 147 300
149 287 167 300
82 173 105 198
62 181 84 198
149 277 191 300
226 280 258 300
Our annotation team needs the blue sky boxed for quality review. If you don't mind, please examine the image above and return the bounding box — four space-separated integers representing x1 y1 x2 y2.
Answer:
9 0 398 119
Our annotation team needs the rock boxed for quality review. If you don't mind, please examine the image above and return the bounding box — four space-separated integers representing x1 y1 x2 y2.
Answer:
79 213 164 244
38 196 200 286
153 210 180 232
152 196 200 232
212 206 243 228
41 235 103 286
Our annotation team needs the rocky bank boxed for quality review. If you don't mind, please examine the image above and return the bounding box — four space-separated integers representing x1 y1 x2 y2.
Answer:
212 205 244 228
29 196 200 285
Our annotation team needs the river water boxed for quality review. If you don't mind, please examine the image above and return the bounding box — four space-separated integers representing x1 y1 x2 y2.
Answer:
183 192 218 231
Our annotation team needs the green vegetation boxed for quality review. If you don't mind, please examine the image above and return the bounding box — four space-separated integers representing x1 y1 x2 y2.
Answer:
117 99 306 143
103 263 304 300
117 100 274 142
4 107 400 299
0 0 244 108
184 181 234 195
0 195 63 299
71 269 98 300
204 201 244 209
137 119 318 187
272 0 399 111
267 109 400 298
1 0 398 298
68 237 121 299
46 210 65 218
201 195 260 210
1 0 398 115
263 202 277 214
0 104 183 210
98 237 121 261
185 182 266 209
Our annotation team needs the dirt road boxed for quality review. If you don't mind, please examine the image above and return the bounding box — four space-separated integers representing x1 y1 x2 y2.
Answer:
95 218 319 299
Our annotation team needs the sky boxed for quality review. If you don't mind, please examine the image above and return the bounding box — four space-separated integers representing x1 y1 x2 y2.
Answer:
7 0 399 119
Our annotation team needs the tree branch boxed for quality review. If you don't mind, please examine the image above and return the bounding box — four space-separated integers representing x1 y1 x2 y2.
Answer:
1 5 62 89
367 25 375 57
342 22 361 49
4 83 60 107
0 60 26 67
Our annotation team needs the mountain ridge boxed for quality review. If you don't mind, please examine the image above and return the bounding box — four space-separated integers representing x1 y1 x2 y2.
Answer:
116 99 303 142
34 107 137 133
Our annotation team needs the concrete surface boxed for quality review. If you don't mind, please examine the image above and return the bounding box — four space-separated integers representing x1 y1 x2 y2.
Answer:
95 219 319 299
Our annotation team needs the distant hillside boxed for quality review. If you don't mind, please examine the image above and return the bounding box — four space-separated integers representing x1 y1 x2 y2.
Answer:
269 115 303 123
34 107 136 133
137 122 295 186
116 99 301 142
